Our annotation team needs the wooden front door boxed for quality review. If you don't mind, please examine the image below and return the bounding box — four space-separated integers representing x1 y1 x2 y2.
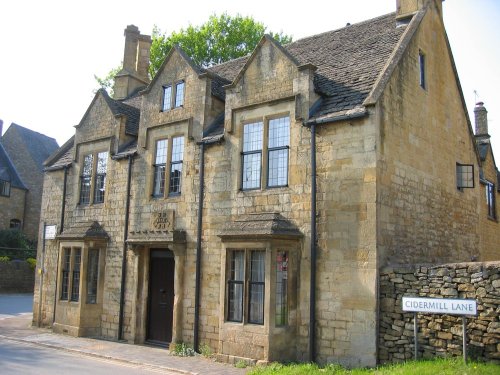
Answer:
147 249 175 345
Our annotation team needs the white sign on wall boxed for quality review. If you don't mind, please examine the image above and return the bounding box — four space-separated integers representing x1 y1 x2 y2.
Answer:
44 225 57 240
402 297 477 316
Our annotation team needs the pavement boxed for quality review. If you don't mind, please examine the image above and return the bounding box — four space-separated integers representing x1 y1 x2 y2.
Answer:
0 294 248 374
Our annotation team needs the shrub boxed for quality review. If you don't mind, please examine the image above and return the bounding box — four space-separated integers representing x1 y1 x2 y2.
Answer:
0 256 11 262
26 257 37 270
199 343 213 358
171 342 195 357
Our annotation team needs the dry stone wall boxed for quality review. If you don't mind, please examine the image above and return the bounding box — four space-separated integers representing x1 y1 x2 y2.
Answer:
379 262 500 364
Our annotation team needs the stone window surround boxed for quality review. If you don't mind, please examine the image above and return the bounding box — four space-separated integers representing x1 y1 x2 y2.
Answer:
78 149 109 206
239 113 291 191
161 80 185 112
150 134 185 199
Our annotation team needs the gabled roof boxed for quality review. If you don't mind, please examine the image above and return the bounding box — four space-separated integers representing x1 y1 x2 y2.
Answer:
76 89 140 136
0 142 27 189
44 136 74 171
2 123 59 172
207 12 407 125
100 89 141 135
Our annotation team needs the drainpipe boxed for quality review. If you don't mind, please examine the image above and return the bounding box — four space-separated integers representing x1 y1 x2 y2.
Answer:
53 165 69 324
60 166 68 233
194 142 205 352
118 155 133 340
309 122 317 362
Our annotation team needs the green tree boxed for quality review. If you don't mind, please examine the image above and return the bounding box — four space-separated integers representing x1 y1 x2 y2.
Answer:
94 65 121 95
95 13 292 92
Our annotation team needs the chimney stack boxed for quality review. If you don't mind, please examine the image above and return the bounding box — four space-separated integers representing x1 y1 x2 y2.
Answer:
474 102 490 142
113 25 152 100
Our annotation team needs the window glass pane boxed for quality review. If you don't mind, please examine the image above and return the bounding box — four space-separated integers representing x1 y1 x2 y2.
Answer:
155 139 168 164
487 182 496 218
71 248 81 302
175 81 185 107
162 86 172 111
94 152 108 203
169 137 184 194
228 251 244 322
153 140 168 196
80 154 93 204
456 164 474 188
268 117 289 148
171 137 184 162
9 219 21 229
249 251 265 324
61 248 71 300
419 52 426 89
268 149 289 187
87 249 99 304
276 251 288 326
242 153 261 189
243 122 263 152
0 180 10 196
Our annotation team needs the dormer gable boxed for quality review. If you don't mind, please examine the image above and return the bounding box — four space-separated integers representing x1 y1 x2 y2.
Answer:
142 45 203 95
74 89 138 156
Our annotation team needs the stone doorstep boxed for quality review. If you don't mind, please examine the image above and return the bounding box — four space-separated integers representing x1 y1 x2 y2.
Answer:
0 334 194 375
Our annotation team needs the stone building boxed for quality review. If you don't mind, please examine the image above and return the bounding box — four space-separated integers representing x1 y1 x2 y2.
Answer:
33 0 499 367
0 121 58 240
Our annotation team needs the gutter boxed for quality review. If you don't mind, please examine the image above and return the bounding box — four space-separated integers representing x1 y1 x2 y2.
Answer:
118 154 133 340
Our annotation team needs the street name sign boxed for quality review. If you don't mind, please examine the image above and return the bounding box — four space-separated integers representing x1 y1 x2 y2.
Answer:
402 297 477 315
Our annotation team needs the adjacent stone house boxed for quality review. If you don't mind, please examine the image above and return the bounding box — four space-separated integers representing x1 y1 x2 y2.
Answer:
0 121 58 240
33 0 499 367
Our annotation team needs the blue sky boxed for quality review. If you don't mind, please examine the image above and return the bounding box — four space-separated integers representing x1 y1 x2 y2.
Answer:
0 0 498 157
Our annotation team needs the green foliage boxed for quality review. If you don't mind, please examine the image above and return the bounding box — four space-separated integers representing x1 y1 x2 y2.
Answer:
26 257 37 270
248 358 500 375
0 229 36 260
171 342 195 357
93 65 121 96
199 343 213 358
235 360 249 369
149 13 292 75
0 256 10 262
95 13 292 93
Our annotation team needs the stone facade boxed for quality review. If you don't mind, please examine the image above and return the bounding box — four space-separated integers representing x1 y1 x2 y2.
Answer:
33 0 499 368
0 124 58 240
379 262 500 363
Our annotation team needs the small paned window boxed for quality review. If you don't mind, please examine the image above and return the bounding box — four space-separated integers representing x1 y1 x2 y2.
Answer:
93 152 108 204
153 139 168 197
227 251 244 322
60 248 71 300
248 251 265 324
242 122 263 190
169 136 184 195
79 154 93 204
174 81 185 108
9 219 21 230
226 249 266 325
162 85 172 111
456 163 474 189
486 181 496 219
86 249 99 304
0 179 10 197
268 117 290 187
275 251 288 326
70 248 81 302
419 51 426 89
